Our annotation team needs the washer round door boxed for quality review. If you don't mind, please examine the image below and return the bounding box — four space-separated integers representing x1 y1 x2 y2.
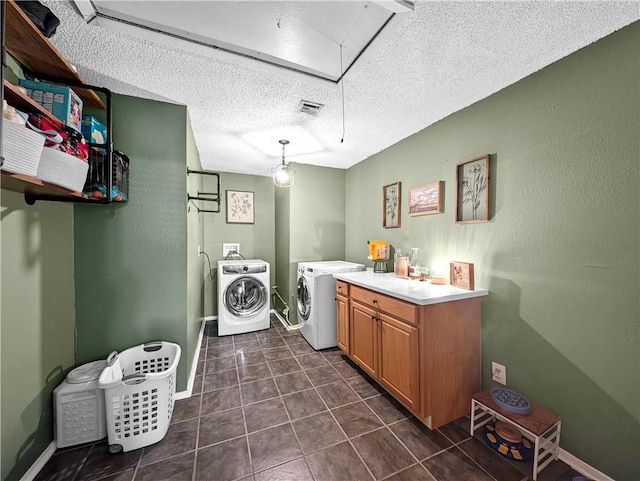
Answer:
297 276 311 321
224 276 267 318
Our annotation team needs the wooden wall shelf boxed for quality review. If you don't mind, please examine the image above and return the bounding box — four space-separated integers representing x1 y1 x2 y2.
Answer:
1 171 95 203
3 79 56 121
4 0 105 109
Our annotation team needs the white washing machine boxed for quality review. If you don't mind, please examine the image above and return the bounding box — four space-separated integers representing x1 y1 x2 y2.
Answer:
217 259 270 336
297 261 364 350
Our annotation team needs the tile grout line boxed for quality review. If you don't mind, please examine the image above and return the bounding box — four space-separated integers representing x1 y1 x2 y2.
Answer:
448 440 501 481
184 328 208 481
167 325 453 481
304 360 379 481
258 323 319 481
190 334 210 481
234 331 256 479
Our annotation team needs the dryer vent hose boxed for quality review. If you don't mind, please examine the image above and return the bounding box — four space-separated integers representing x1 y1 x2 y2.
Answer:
271 285 290 324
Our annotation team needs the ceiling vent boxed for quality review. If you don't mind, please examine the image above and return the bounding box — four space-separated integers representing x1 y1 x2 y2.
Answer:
297 100 324 116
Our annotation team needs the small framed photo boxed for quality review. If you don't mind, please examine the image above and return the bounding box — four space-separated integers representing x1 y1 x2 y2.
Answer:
409 181 444 216
456 155 490 223
226 190 254 224
383 182 401 228
450 262 474 290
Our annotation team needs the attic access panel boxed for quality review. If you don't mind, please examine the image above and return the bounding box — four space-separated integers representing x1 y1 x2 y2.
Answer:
80 1 398 82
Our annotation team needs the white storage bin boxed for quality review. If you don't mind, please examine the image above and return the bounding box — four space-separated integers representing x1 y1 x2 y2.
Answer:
37 147 89 192
99 341 181 453
53 360 108 448
1 119 45 176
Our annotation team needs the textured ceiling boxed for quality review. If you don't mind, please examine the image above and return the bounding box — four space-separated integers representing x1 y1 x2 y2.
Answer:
43 1 639 177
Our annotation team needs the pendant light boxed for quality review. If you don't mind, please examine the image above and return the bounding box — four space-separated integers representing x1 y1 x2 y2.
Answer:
272 139 295 187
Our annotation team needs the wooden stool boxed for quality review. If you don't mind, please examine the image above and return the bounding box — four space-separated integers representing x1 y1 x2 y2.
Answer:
470 388 561 480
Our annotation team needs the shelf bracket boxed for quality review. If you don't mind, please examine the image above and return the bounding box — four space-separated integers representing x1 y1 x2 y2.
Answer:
187 169 221 213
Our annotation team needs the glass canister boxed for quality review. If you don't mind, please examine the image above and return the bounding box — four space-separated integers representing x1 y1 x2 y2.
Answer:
394 249 402 273
409 248 421 277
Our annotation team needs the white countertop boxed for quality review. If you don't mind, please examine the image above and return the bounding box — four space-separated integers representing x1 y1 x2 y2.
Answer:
333 271 488 305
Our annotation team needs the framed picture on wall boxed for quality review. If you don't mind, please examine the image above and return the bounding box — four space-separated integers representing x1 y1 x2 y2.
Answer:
226 190 255 224
450 261 474 290
456 155 490 223
383 182 401 228
409 181 444 216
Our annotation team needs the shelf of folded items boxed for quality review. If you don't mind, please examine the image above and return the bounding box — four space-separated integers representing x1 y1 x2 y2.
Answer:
4 0 105 109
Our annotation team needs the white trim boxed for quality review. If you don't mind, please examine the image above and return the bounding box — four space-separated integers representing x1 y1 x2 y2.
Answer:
19 441 56 481
270 308 300 332
174 317 211 400
70 0 97 22
88 16 336 87
559 448 614 481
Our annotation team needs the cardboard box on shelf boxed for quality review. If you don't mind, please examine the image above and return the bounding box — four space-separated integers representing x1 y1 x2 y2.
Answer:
81 115 107 145
19 80 83 132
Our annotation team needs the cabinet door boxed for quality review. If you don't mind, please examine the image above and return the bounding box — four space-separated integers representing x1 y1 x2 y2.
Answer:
336 294 349 354
379 313 420 412
350 301 378 377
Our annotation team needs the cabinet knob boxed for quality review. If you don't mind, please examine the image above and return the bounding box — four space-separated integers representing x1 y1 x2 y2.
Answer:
372 299 378 304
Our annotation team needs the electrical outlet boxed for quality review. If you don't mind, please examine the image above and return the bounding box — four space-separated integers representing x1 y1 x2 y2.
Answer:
492 362 506 385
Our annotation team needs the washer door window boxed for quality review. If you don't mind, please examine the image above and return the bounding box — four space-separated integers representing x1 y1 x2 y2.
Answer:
297 276 311 321
224 276 267 318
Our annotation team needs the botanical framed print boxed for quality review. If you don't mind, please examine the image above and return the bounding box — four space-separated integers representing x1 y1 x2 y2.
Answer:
383 182 401 228
450 262 474 290
409 181 444 216
226 190 254 224
456 155 490 223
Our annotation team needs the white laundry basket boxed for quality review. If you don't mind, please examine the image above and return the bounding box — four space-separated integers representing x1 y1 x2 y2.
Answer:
99 341 181 453
54 360 108 448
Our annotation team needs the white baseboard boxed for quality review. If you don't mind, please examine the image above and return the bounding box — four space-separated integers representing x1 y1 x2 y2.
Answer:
270 309 300 332
559 448 614 481
19 440 56 481
175 317 213 400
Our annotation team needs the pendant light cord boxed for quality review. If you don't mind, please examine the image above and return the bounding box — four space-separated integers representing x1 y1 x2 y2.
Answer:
340 44 345 143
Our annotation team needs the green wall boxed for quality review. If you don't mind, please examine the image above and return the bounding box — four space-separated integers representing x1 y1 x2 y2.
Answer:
274 184 291 321
186 115 204 375
202 164 346 324
277 163 347 324
345 23 639 480
1 191 75 481
74 94 190 391
202 172 276 316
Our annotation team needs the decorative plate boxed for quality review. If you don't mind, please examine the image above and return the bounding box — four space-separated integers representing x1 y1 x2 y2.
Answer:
483 423 533 462
490 387 532 415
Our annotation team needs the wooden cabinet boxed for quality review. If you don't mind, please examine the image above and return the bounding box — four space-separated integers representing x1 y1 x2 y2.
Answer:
378 313 419 411
335 281 349 354
338 281 481 429
349 300 378 377
349 295 420 411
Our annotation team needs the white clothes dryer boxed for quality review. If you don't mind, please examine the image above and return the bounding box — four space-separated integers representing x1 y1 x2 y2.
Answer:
217 259 270 336
297 261 364 350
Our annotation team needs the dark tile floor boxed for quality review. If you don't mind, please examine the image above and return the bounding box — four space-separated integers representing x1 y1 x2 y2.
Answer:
35 318 583 481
